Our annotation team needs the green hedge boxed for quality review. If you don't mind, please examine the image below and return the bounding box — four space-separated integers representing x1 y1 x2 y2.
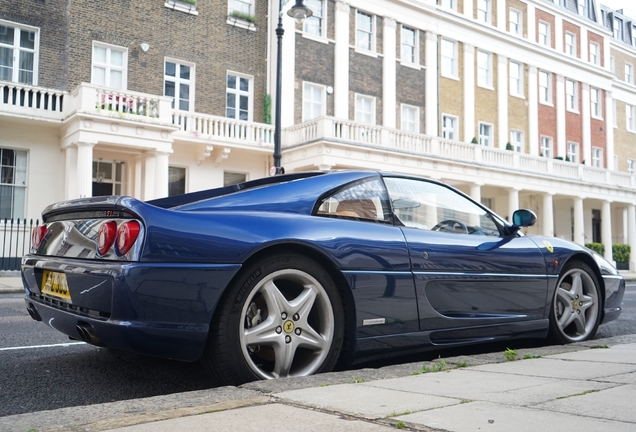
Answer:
584 243 631 263
613 244 630 263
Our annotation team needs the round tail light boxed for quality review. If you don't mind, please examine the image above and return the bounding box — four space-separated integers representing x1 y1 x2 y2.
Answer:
96 221 117 256
115 221 141 256
31 225 48 250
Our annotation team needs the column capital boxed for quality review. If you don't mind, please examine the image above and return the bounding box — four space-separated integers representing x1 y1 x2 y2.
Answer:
463 42 474 53
497 54 508 64
425 31 438 42
582 82 590 90
335 0 350 13
383 16 397 29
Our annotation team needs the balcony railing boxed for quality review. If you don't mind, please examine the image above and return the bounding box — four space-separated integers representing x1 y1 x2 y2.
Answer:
286 116 636 190
172 111 275 147
0 81 65 121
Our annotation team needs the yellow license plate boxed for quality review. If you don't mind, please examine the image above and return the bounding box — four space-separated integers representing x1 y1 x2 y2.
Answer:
41 270 72 302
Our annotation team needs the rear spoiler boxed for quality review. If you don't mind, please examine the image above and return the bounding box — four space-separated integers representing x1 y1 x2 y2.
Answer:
41 196 141 223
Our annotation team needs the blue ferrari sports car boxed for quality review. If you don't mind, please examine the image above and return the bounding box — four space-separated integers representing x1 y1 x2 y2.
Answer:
22 170 624 384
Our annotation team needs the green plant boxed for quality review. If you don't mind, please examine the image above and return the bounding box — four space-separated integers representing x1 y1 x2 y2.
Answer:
506 142 513 151
590 344 609 349
456 360 470 368
396 421 405 429
471 137 478 144
613 244 630 263
229 10 257 23
554 156 564 160
565 156 571 162
523 354 541 359
352 377 365 383
180 0 197 4
264 94 271 125
411 359 448 375
504 347 518 361
585 243 604 256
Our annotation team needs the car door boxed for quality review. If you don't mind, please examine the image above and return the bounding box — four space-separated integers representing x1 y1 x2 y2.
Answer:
383 176 548 343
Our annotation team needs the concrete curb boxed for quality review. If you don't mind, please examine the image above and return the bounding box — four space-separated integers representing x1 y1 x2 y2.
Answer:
3 333 636 432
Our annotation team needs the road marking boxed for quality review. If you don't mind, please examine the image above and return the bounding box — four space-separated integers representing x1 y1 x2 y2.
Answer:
0 342 85 351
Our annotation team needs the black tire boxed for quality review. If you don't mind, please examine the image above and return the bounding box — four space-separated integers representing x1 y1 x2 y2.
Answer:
548 261 602 344
201 253 345 385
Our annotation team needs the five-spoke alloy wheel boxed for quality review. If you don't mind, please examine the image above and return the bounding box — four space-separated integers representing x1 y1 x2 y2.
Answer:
549 261 602 344
203 254 344 385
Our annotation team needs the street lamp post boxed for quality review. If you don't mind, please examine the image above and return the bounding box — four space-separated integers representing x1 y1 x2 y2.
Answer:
273 0 312 175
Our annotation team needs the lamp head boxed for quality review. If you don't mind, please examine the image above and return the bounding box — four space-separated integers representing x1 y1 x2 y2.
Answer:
287 0 313 24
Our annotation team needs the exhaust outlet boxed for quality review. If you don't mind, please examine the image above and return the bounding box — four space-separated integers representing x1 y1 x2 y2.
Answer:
76 323 101 345
27 304 42 321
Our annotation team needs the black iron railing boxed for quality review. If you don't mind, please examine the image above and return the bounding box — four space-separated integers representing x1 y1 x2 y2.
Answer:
1 219 38 271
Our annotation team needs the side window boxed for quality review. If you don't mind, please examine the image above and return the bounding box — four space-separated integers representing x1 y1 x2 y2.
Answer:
384 177 500 236
316 178 391 223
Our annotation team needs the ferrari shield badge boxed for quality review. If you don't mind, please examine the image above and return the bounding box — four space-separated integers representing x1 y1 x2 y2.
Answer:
542 240 554 253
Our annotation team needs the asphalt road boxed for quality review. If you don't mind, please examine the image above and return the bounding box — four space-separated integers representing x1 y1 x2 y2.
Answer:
1 283 635 418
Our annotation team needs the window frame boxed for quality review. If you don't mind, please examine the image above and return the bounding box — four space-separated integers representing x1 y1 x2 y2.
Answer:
0 147 27 219
355 10 375 52
0 20 39 85
355 94 376 125
589 42 599 65
509 9 522 36
478 122 493 147
566 79 578 112
628 158 634 175
626 63 633 85
477 0 491 24
590 87 602 119
477 50 492 88
565 31 576 56
302 81 326 122
440 0 456 11
91 42 128 90
401 25 418 65
539 70 552 105
592 147 603 168
510 130 523 152
164 58 195 112
304 0 326 38
567 141 580 163
401 104 419 133
441 114 458 140
627 104 636 132
538 21 550 47
441 38 458 78
541 136 553 158
614 17 624 40
225 71 254 122
168 166 187 197
509 61 523 97
228 0 254 15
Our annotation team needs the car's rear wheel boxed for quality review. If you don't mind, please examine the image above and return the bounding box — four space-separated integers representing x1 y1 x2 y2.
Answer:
548 261 602 344
202 253 345 385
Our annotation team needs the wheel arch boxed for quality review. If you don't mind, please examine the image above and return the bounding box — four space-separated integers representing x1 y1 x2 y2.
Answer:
561 252 606 319
221 242 357 368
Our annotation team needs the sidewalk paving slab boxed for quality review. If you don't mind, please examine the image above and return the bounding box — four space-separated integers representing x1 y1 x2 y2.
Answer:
395 400 635 432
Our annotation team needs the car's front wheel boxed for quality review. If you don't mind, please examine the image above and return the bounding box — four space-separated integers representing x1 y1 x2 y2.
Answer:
548 261 602 344
202 253 345 385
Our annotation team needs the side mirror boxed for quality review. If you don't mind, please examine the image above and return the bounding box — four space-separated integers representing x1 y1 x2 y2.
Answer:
512 209 537 228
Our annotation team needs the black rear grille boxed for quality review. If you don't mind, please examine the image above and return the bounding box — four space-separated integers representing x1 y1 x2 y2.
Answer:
28 293 111 320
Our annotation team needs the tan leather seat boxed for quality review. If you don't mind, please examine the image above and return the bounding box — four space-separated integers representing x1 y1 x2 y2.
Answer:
335 199 378 220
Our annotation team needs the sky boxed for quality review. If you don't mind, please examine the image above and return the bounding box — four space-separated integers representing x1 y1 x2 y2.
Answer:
599 0 635 18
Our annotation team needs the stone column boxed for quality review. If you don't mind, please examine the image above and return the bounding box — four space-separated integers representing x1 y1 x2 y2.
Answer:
605 90 615 170
628 204 636 270
497 55 508 148
383 17 397 128
542 193 554 237
425 31 439 136
508 188 520 222
582 83 591 165
470 183 482 203
76 142 95 198
556 75 566 158
154 151 170 199
134 156 143 199
528 66 539 156
334 0 350 119
464 43 475 143
602 200 613 262
64 145 78 200
143 153 156 201
573 196 585 245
